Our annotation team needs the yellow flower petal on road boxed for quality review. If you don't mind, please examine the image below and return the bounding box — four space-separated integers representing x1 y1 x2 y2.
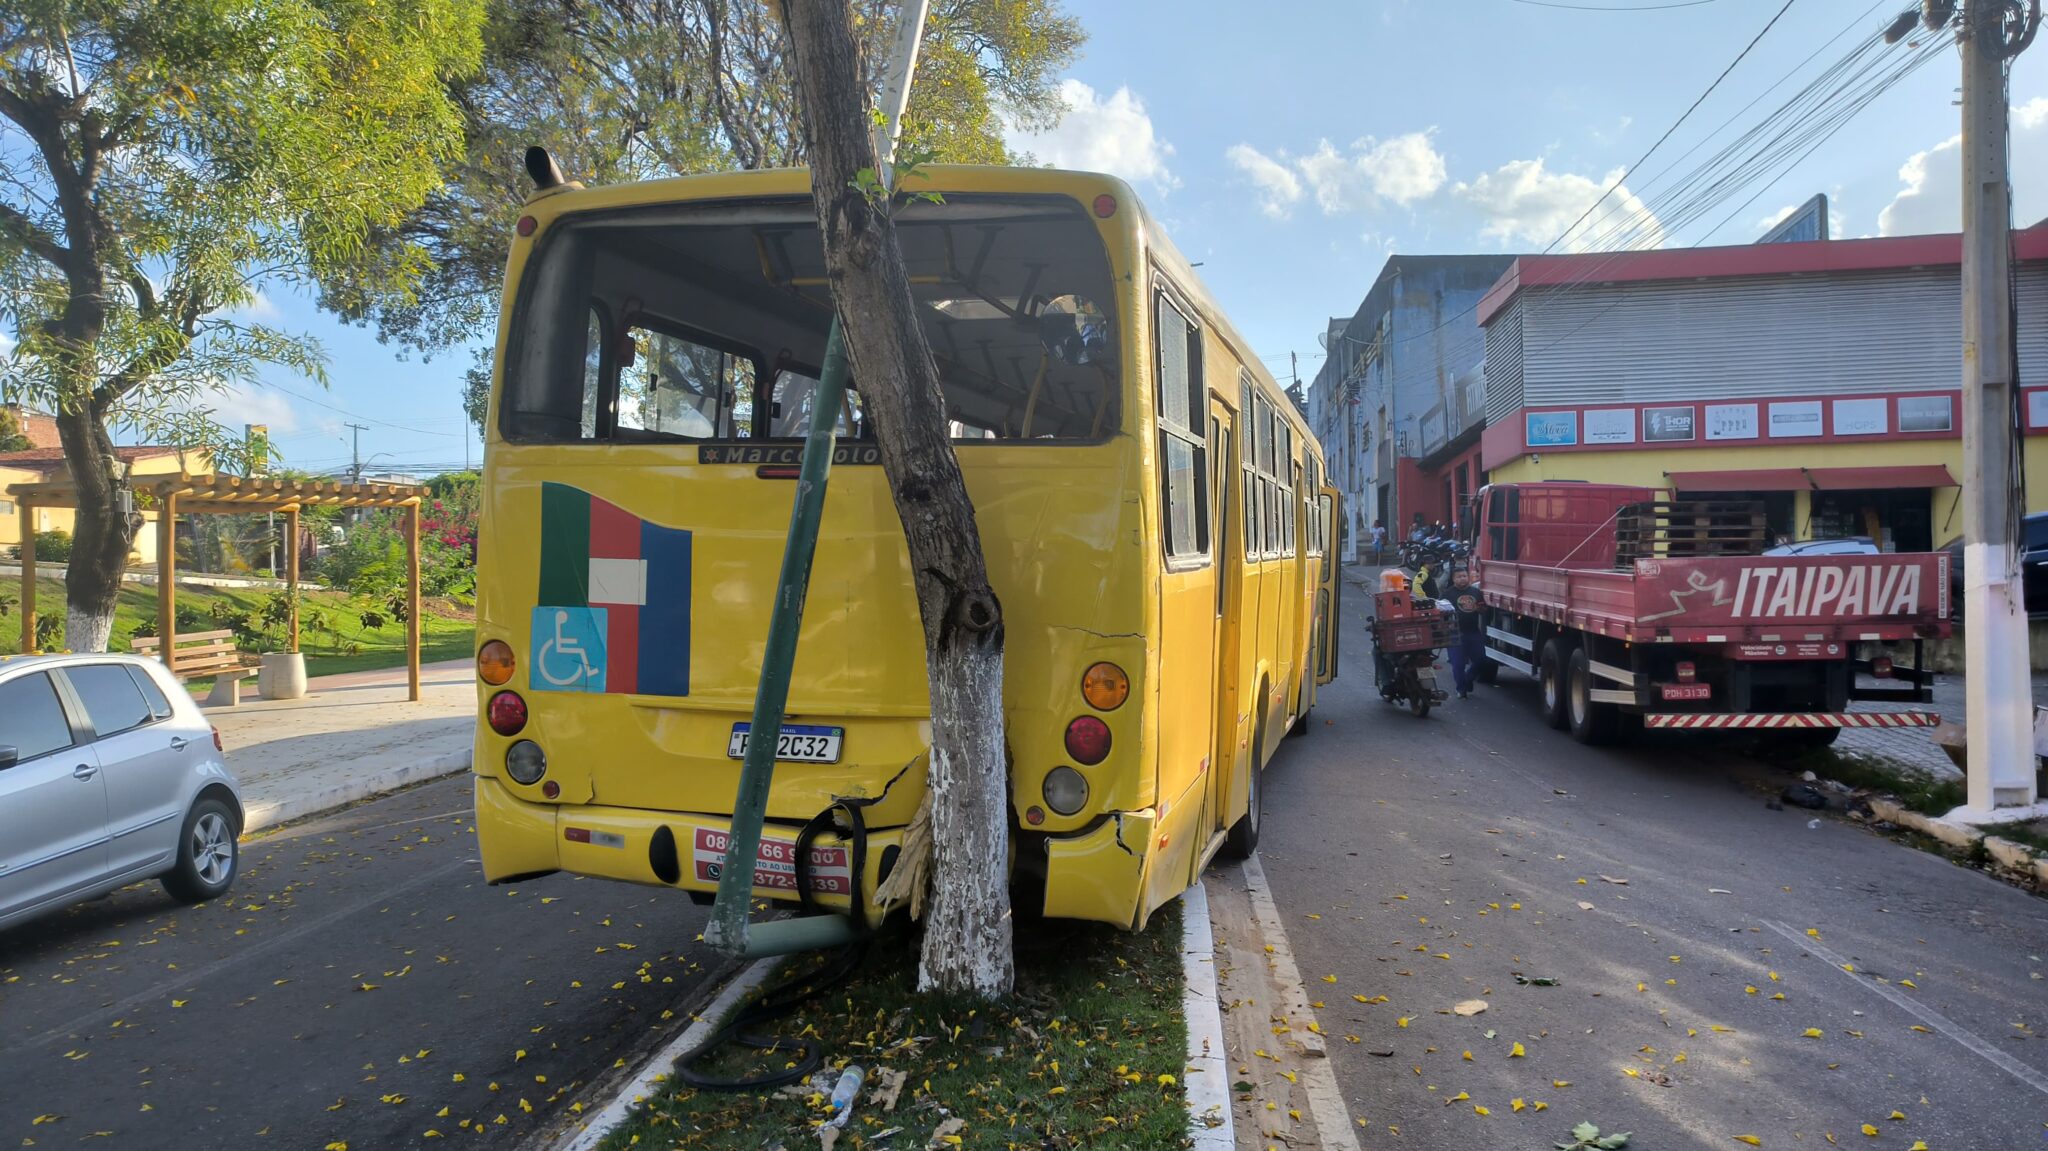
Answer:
1637 982 1648 993
1861 1124 1879 1137
1447 1092 1469 1103
1474 1105 1490 1116
1354 994 1372 1003
1842 964 1856 973
1322 974 1337 983
1511 1099 1526 1112
1909 1143 1929 1150
1533 1101 1549 1111
1673 1052 1688 1063
1803 1028 1824 1039
1734 1138 1761 1147
1899 979 1916 989
1552 1080 1571 1088
1710 1025 1734 1033
1746 986 1760 995
1279 1071 1297 1083
1910 1025 1932 1033
1888 1111 1906 1121
515 1049 527 1062
1509 1042 1525 1058
1771 993 1787 1001
1769 972 1781 982
1462 1050 1473 1061
1807 928 1821 938
1397 1017 1411 1028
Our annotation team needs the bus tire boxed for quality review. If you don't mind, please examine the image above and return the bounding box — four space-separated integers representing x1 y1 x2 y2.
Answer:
1288 673 1313 737
1223 754 1262 860
1538 637 1572 730
1567 647 1619 746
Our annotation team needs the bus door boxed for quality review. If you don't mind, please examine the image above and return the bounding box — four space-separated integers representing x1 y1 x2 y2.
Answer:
1316 486 1341 685
1203 399 1245 860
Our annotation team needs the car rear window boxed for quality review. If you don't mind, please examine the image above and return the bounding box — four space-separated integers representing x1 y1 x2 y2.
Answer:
0 673 75 763
65 663 155 737
2026 516 2048 551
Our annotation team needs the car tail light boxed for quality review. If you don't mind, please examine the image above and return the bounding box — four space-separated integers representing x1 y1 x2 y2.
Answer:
1676 661 1697 684
1043 767 1089 815
1873 655 1894 678
506 740 547 785
479 640 516 685
211 726 223 752
487 691 528 736
1081 662 1130 711
1064 716 1111 765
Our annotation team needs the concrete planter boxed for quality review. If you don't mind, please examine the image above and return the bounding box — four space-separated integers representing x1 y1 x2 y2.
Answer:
259 652 308 700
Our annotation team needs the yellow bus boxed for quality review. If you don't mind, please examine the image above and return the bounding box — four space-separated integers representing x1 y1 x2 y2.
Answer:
471 165 1340 930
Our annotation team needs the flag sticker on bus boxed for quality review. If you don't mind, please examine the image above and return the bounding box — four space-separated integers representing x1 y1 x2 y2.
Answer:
534 482 692 696
691 829 853 896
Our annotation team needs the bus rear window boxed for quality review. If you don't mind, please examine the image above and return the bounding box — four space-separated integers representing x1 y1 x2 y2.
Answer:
500 195 1121 444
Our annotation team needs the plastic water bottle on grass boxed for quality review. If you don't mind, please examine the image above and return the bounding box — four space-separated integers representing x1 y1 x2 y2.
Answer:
827 1065 865 1127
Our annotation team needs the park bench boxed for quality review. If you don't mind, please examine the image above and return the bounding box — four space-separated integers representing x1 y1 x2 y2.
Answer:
131 630 256 706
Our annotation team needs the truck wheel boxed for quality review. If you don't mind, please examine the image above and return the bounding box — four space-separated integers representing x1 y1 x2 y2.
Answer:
1567 647 1619 746
1539 638 1572 730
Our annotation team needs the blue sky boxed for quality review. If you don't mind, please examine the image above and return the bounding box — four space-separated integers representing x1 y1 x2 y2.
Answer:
224 0 2048 473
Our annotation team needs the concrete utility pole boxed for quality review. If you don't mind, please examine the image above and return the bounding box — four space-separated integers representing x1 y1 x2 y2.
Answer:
345 422 368 483
1956 0 2040 813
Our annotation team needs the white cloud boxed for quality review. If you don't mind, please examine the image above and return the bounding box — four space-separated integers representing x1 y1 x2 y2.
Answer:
1006 80 1176 193
1227 131 1447 219
1879 97 2048 235
215 383 301 435
223 289 280 323
1452 157 1663 251
1226 144 1301 218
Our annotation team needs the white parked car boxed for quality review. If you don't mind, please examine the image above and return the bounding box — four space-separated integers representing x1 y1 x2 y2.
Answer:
0 654 242 931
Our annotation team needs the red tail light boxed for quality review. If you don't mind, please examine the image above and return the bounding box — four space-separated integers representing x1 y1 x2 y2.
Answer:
1676 661 1697 684
487 691 528 736
1873 656 1894 679
1064 716 1111 765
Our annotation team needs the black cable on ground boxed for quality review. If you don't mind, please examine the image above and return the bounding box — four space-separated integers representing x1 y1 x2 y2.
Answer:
674 799 876 1092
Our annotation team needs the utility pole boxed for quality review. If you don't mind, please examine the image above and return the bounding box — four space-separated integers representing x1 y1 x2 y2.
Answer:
1956 0 2039 813
344 422 368 483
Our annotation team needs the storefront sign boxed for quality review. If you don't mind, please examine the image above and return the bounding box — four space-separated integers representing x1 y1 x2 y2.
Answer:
1898 395 1952 433
1704 403 1758 441
1831 397 1887 435
1643 406 1696 442
1584 408 1636 445
1525 410 1578 447
1768 401 1823 438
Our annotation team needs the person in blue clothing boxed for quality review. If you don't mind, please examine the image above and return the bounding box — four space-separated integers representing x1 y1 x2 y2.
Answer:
1448 567 1486 699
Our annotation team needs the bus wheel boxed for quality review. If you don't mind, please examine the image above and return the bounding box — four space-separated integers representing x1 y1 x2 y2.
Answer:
1539 638 1572 730
1223 754 1261 860
1567 647 1619 746
1288 673 1313 737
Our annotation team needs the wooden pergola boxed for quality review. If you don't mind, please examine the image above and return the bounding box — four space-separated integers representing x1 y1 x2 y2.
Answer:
9 472 430 701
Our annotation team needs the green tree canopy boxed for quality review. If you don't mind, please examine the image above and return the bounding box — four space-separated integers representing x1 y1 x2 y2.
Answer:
0 0 484 647
308 0 1083 434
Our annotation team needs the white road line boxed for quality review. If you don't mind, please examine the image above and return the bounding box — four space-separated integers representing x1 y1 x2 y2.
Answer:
551 955 784 1151
1762 919 2048 1099
1180 882 1235 1150
1242 853 1362 1151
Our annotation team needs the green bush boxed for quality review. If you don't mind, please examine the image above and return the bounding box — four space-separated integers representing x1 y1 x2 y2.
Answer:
32 529 72 563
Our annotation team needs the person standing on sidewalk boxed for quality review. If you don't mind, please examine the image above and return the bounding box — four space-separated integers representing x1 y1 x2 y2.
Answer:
1449 568 1486 699
1370 519 1387 565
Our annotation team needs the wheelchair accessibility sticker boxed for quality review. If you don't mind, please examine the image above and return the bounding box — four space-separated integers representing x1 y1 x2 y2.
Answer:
531 606 609 693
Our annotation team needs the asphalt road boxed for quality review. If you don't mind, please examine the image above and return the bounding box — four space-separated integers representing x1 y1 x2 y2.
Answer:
1243 592 2048 1149
0 774 720 1150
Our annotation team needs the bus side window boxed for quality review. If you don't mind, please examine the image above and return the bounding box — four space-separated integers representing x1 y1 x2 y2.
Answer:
579 307 605 439
1242 378 1260 562
617 325 754 439
1154 289 1209 564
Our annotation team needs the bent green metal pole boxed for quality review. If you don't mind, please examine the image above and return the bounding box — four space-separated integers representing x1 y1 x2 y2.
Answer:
702 321 861 959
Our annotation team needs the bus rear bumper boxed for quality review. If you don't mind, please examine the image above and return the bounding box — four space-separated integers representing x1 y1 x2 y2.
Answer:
475 777 902 926
1039 809 1153 928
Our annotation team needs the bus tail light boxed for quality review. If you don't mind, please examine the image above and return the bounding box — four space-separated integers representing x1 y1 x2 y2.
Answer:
1873 655 1894 678
1043 767 1088 815
479 640 516 685
506 740 547 785
487 691 528 736
1064 717 1111 765
1092 193 1117 219
1081 662 1130 711
1676 661 1697 684
1024 805 1045 826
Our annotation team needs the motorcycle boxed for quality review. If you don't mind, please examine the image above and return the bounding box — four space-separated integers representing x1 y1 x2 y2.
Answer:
1369 586 1452 718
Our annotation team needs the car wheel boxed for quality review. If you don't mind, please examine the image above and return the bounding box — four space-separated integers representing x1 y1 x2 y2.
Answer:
161 797 238 904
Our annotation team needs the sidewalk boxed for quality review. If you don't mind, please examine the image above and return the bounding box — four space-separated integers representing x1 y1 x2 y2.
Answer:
203 659 476 832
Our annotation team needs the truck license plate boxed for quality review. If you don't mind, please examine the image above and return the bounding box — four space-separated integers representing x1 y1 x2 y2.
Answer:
727 723 844 763
1660 683 1712 701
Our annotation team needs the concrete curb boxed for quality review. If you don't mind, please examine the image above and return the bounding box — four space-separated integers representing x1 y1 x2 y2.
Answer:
549 955 784 1151
241 748 472 834
1179 882 1234 1151
1867 796 2048 885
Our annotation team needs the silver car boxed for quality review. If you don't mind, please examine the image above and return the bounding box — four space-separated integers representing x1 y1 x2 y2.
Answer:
0 653 242 930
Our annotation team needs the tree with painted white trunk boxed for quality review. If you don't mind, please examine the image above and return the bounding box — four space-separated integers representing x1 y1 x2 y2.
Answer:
0 1 482 651
780 0 1013 996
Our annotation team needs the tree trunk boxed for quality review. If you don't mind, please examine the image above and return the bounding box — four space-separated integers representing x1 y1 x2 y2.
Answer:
781 0 1014 997
55 405 138 653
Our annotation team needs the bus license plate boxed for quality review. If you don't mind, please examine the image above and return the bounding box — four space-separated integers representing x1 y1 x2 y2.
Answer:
1660 683 1712 701
727 723 844 764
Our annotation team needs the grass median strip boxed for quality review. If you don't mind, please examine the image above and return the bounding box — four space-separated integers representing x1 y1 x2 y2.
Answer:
597 900 1187 1151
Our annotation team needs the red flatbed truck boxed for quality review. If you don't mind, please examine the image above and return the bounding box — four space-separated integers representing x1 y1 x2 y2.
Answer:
1469 481 1951 747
